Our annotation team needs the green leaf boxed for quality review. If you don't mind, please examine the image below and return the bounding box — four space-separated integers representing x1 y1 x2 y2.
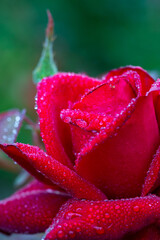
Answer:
33 10 58 84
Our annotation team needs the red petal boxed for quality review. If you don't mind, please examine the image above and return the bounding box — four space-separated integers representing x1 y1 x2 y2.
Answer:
147 78 160 128
104 66 154 96
123 225 160 240
43 195 160 240
72 76 136 115
75 95 159 199
61 77 137 156
0 143 106 200
61 97 136 156
0 144 54 187
142 145 160 196
61 109 108 154
0 181 68 234
37 73 100 167
155 187 160 196
0 109 25 144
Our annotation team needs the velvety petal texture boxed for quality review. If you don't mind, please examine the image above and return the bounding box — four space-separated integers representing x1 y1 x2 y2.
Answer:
0 180 68 234
142 145 160 196
44 195 160 240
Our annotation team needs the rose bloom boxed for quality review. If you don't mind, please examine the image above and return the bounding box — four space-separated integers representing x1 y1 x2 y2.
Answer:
0 66 160 240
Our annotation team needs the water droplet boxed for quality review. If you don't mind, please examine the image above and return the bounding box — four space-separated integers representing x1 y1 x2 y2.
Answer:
76 208 82 212
94 226 104 235
68 230 76 238
105 213 110 219
133 205 140 212
4 128 8 133
89 207 93 212
57 230 65 238
65 212 82 220
76 119 87 128
115 204 120 210
63 116 71 123
7 117 11 122
12 129 17 134
76 227 81 232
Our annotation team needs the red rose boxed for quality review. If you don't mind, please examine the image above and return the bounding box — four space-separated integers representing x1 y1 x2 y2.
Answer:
0 66 160 239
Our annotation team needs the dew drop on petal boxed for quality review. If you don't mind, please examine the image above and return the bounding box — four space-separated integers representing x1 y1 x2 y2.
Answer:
75 119 88 128
133 205 140 212
94 226 105 235
115 204 120 210
105 213 110 219
57 230 65 238
68 230 76 238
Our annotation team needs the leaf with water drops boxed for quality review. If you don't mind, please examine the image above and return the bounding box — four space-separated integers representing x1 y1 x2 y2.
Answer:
0 233 43 240
33 10 58 84
0 109 25 144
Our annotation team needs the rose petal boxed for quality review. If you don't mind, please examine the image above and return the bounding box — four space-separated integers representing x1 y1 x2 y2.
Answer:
123 225 160 240
61 97 136 155
155 187 160 196
37 73 100 167
43 195 160 240
61 109 108 154
153 173 160 193
76 95 159 199
0 181 68 234
104 66 154 96
147 78 160 128
0 144 54 187
142 145 160 196
72 77 136 115
60 69 152 158
0 144 106 200
0 109 25 144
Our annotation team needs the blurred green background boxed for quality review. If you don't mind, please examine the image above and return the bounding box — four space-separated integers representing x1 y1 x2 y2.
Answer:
1 0 160 199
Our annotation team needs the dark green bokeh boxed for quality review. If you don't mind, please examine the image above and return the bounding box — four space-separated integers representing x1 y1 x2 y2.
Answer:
1 0 160 198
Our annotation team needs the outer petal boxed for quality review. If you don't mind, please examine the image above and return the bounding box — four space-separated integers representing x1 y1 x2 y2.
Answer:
0 143 106 200
75 95 159 199
147 78 160 128
104 66 154 96
153 174 160 194
123 225 160 240
0 181 69 234
155 187 160 196
37 73 100 167
142 145 160 196
43 195 160 240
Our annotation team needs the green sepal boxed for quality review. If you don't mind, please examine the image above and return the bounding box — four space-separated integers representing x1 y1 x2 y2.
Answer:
33 10 58 84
